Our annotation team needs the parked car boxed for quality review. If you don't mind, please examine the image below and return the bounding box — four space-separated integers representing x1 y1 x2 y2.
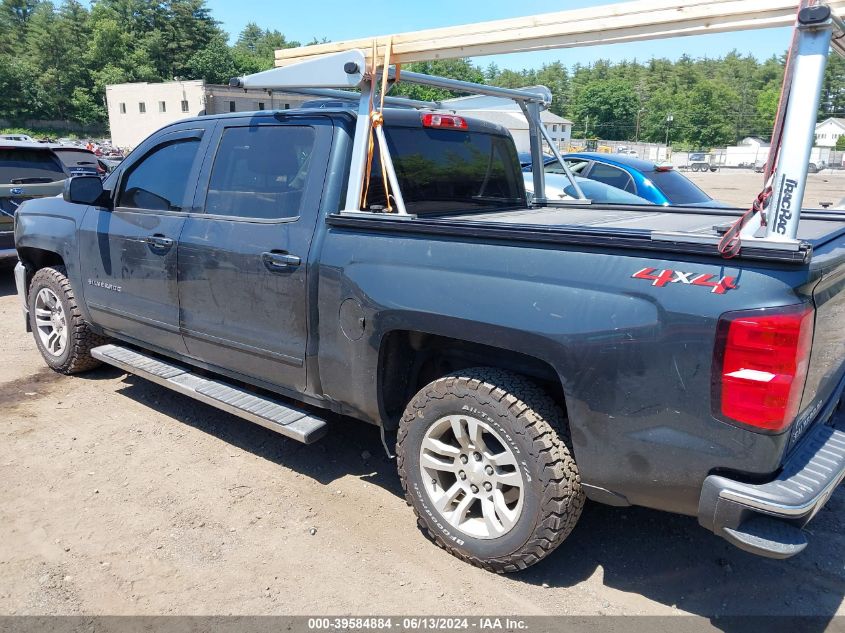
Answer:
97 157 123 174
49 145 104 178
526 152 727 207
523 172 652 205
0 134 35 143
0 142 67 263
13 106 845 572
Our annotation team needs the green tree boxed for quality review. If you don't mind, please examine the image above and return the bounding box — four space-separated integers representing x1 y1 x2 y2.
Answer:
678 80 739 148
755 84 781 132
0 0 41 54
234 22 298 71
392 59 485 102
187 34 237 84
571 77 637 140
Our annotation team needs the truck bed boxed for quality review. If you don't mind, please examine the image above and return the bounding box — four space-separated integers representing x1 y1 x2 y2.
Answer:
330 204 845 265
449 205 845 245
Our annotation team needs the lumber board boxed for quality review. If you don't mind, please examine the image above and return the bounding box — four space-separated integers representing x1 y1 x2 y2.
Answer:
275 0 845 67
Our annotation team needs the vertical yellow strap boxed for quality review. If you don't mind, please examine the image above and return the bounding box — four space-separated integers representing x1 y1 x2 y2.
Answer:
359 39 378 210
377 37 393 211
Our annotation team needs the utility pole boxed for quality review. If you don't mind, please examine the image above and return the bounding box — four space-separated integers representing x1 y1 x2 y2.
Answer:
635 107 645 142
584 114 589 141
665 113 674 148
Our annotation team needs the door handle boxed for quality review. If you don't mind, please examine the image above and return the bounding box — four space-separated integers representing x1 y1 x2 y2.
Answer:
262 251 301 270
146 234 174 250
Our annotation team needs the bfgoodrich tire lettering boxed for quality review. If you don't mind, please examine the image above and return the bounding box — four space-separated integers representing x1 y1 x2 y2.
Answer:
397 367 585 573
28 266 107 374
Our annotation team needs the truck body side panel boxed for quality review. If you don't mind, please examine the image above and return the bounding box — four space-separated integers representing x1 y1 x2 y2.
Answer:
792 241 845 448
317 224 822 516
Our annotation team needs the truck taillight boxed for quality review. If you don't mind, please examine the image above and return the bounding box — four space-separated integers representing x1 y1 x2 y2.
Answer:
714 305 814 432
421 113 467 129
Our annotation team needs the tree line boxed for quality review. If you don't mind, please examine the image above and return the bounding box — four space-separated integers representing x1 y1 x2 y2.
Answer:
0 0 307 124
2 0 844 149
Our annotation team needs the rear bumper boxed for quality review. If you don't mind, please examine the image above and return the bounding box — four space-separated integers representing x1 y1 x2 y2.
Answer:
699 394 845 559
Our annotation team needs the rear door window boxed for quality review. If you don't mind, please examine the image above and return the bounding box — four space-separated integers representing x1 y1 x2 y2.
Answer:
547 158 589 176
204 125 316 220
117 138 201 212
585 162 636 194
0 149 66 184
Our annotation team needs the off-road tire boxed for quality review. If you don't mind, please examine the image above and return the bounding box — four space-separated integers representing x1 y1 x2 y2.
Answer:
397 367 585 573
28 266 107 374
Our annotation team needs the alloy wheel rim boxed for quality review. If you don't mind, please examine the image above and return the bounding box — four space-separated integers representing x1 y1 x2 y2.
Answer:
34 288 68 357
419 414 524 539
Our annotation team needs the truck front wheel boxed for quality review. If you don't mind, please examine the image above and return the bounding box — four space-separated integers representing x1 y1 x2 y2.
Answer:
28 266 107 374
397 367 585 573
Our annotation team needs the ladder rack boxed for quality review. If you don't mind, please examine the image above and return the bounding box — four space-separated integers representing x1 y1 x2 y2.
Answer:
273 0 845 67
227 0 845 258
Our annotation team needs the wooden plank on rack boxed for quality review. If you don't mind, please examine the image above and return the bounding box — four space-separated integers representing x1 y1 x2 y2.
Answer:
275 0 845 66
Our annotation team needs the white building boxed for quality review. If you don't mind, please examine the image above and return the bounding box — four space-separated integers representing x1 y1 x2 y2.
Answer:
815 117 845 147
441 93 572 153
105 80 308 150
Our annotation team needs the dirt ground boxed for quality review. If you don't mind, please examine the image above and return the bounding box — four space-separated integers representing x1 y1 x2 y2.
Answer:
686 168 845 209
1 180 845 619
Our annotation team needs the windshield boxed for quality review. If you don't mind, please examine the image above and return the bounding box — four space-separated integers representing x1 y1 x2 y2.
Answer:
0 149 66 184
647 169 712 205
377 126 525 215
53 149 98 169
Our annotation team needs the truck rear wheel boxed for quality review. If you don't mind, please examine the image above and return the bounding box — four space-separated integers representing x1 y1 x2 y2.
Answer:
28 266 107 374
397 367 585 573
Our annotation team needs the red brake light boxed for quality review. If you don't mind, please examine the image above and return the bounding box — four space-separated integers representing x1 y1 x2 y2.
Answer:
421 113 467 129
655 165 674 172
714 305 814 432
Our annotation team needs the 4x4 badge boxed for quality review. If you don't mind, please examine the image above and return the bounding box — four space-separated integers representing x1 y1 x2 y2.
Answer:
632 267 737 294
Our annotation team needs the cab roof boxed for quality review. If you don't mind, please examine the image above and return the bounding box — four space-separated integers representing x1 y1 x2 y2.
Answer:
172 107 514 138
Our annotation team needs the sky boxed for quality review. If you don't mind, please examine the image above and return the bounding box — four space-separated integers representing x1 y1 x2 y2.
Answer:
207 0 794 70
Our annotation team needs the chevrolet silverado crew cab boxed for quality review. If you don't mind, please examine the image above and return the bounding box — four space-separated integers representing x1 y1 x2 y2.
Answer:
13 102 845 572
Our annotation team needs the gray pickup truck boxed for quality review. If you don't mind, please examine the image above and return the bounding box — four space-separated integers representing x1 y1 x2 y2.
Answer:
12 104 845 573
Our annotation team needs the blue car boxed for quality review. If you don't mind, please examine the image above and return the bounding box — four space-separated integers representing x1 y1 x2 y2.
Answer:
521 151 725 207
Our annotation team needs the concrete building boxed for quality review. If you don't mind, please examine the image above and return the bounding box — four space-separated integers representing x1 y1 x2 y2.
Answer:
105 80 308 150
441 94 573 153
815 117 845 147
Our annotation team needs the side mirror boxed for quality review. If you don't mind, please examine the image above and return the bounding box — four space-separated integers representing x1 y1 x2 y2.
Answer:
64 176 108 207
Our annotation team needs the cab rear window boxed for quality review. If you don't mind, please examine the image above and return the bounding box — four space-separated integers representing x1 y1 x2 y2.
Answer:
369 127 526 215
53 149 98 169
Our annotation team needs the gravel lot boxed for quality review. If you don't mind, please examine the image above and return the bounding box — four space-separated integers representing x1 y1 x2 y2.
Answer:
686 168 845 209
2 174 845 619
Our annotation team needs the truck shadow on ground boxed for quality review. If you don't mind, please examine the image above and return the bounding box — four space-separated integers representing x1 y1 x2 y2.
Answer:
108 369 845 628
529 498 845 629
0 272 18 298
